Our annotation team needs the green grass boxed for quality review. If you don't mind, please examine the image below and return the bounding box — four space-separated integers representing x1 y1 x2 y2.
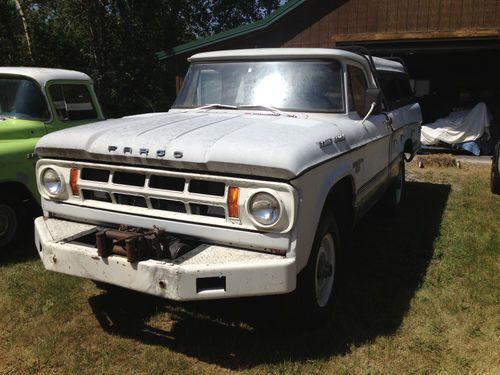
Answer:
0 162 499 374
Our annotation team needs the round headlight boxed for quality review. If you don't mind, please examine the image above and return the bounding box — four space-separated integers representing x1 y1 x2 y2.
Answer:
42 168 63 196
249 192 280 226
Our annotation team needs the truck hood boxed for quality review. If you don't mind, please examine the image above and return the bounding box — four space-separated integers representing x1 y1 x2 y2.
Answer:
35 111 352 180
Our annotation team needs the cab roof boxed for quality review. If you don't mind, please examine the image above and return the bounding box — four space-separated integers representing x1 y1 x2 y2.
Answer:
0 67 92 87
188 48 406 74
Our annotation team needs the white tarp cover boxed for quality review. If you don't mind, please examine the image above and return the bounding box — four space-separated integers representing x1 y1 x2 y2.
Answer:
421 102 491 145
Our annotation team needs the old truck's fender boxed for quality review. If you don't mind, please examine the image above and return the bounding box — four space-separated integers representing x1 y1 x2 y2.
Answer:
0 137 41 203
290 157 354 273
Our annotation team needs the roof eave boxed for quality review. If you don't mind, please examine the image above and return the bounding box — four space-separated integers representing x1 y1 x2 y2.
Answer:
155 0 307 61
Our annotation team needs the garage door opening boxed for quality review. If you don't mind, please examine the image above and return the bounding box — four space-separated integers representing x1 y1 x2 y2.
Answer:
388 48 499 155
343 40 500 156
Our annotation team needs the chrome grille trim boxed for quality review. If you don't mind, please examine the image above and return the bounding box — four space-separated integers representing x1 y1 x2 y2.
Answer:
36 159 298 233
76 166 229 221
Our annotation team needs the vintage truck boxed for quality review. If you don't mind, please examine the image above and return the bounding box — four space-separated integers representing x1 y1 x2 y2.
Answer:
0 67 103 249
33 48 421 323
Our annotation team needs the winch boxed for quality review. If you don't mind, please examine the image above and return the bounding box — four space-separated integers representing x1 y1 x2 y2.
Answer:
95 225 193 262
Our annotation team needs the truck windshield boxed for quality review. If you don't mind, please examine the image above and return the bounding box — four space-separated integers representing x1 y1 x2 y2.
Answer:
0 77 50 121
173 60 344 113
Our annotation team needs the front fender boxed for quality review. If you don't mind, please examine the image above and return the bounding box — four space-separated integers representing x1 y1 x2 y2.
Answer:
290 159 353 272
0 138 40 202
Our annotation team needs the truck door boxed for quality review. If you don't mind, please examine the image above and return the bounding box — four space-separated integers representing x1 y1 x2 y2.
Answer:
346 64 392 211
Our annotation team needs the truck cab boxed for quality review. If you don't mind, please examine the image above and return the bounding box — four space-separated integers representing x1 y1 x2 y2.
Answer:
0 67 103 249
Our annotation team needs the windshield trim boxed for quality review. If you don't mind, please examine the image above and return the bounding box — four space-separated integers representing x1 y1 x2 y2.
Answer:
172 58 346 114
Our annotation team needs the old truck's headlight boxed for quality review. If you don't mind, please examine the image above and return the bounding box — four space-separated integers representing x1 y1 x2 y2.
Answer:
249 192 281 226
42 168 64 196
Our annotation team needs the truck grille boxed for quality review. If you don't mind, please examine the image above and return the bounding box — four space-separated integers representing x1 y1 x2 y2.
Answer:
38 158 297 235
76 166 228 222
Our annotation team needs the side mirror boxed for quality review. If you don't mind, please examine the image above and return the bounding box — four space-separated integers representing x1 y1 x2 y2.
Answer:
363 88 382 117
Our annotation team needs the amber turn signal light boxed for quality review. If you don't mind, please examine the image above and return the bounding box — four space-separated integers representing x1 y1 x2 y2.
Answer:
227 186 239 218
70 168 80 196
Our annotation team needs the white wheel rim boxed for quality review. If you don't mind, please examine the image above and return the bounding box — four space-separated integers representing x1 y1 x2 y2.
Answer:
314 233 335 308
0 203 17 245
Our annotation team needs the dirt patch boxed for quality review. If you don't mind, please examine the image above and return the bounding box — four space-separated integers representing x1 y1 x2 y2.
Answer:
416 154 460 168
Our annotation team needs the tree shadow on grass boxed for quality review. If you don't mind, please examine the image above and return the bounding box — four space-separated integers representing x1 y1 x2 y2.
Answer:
88 181 450 370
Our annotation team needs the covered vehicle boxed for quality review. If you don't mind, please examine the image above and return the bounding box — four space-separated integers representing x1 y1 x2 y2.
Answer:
420 102 491 155
0 67 104 249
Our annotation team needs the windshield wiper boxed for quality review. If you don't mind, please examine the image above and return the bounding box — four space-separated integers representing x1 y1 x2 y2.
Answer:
189 103 238 111
186 103 297 118
238 104 297 118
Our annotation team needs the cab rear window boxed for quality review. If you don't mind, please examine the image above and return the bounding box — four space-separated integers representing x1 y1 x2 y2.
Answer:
49 84 97 121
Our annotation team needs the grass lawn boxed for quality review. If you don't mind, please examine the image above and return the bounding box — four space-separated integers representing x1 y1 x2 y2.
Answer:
0 161 498 374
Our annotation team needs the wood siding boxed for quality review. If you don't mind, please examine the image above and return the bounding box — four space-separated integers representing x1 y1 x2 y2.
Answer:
283 0 500 47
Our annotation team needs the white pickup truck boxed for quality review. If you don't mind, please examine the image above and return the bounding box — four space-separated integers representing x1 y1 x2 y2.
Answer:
33 48 421 323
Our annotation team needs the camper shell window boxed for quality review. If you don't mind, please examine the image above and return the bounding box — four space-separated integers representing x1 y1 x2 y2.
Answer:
378 71 415 109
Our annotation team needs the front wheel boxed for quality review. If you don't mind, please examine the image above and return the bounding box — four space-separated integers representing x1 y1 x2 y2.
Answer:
0 198 25 250
297 212 340 327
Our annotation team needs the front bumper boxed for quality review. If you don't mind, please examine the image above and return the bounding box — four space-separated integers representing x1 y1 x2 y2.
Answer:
34 217 296 300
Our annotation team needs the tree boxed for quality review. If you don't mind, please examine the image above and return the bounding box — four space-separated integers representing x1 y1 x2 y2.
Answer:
13 0 33 61
183 0 281 36
0 0 284 116
0 0 29 65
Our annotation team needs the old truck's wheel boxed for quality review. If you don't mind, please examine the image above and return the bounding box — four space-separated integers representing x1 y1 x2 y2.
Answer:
297 211 340 327
380 156 405 215
491 142 500 194
491 168 500 194
0 199 24 250
394 159 404 206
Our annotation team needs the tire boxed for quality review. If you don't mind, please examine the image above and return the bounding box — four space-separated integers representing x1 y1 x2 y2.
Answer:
297 211 340 327
491 168 500 194
0 198 25 250
380 156 405 215
491 142 500 195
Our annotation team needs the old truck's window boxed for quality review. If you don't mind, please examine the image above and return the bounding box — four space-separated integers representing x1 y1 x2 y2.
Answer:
0 77 50 120
174 60 344 113
49 84 98 121
347 65 368 115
